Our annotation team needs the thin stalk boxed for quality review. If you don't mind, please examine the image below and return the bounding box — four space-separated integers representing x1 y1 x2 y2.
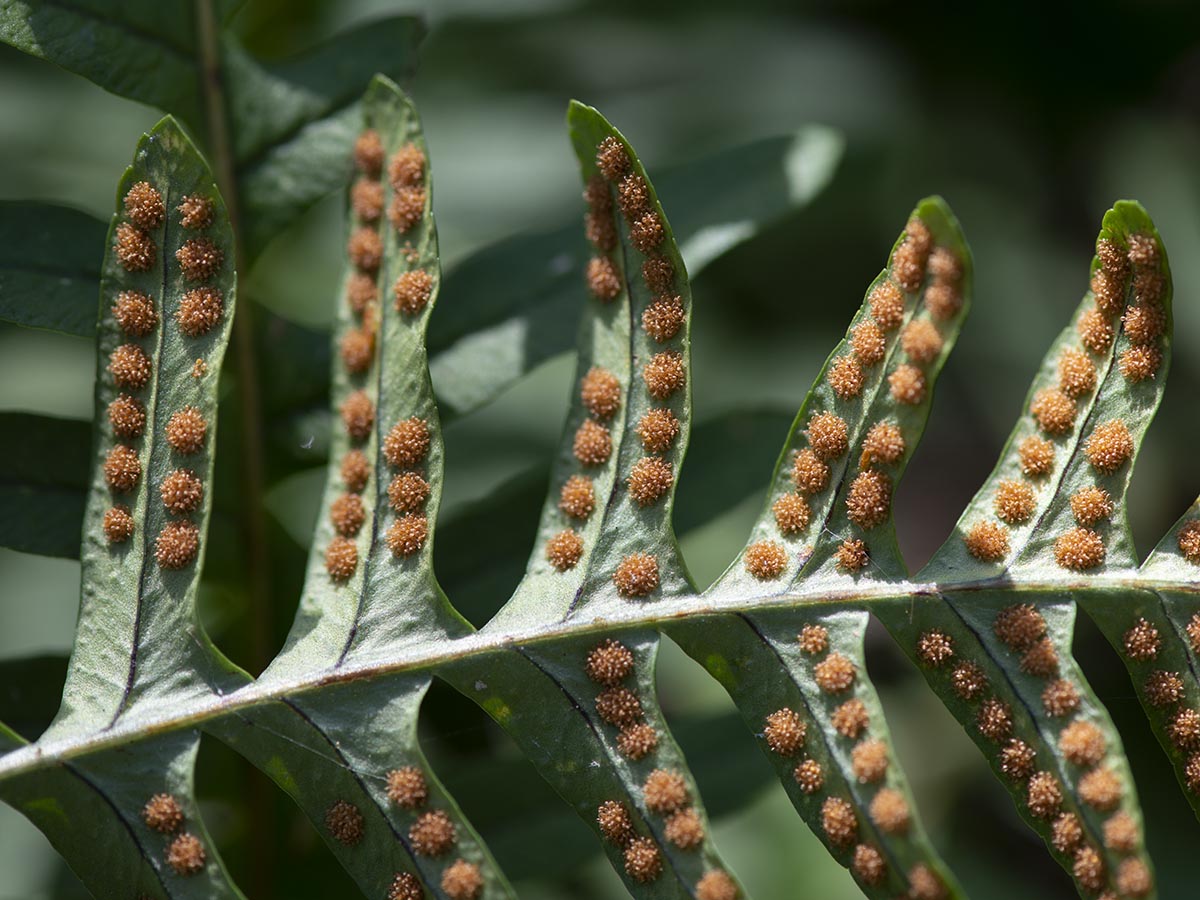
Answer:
0 572 1190 784
195 2 274 894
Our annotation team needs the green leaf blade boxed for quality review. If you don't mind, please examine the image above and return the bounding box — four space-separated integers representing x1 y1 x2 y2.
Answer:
709 197 972 599
925 201 1171 582
0 413 90 557
50 115 240 736
0 0 204 125
264 76 466 685
672 608 964 900
894 202 1170 897
0 202 105 336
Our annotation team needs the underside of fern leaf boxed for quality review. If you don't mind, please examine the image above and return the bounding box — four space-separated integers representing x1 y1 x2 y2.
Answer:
6 67 1200 900
214 75 512 900
1127 500 1200 820
674 198 971 899
874 202 1170 899
444 102 742 898
0 116 246 899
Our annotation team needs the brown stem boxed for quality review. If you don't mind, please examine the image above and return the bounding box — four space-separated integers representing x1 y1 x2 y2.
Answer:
195 1 274 893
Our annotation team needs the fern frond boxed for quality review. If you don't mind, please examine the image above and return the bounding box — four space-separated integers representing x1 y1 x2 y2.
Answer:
3 76 1196 900
876 202 1168 897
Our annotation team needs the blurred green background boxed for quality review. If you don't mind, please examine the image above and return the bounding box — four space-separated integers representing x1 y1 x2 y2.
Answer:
3 0 1200 897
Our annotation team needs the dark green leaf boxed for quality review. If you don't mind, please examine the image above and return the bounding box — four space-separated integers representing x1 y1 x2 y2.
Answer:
429 126 844 418
0 202 105 335
0 413 90 557
0 0 205 126
227 17 425 258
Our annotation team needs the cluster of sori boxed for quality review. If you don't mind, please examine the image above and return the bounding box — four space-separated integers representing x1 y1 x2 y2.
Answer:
745 218 964 583
790 624 943 897
139 792 206 879
916 606 1151 897
964 233 1164 570
585 638 737 898
550 135 687 598
319 764 483 899
326 129 434 581
104 181 220 570
1124 516 1200 831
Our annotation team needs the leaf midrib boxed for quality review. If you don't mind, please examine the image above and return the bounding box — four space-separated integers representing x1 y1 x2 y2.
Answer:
110 182 173 729
1007 318 1124 571
565 187 640 618
937 592 1107 852
4 574 1195 785
735 611 913 893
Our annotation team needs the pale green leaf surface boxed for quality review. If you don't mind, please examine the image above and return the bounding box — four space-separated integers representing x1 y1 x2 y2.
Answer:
0 116 246 897
227 78 512 900
489 101 694 631
923 202 1171 582
672 200 971 898
710 198 971 599
455 102 742 898
263 75 468 686
47 117 242 736
880 203 1170 897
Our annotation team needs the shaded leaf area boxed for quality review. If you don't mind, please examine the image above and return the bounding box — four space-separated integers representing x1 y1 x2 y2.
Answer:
0 202 105 335
0 0 422 263
0 655 68 741
447 635 734 899
875 593 1150 899
0 413 89 557
0 730 245 899
890 203 1172 897
434 706 776 884
429 125 843 418
227 17 424 258
211 674 513 900
1086 498 1200 824
0 0 209 133
672 608 962 899
666 199 971 898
